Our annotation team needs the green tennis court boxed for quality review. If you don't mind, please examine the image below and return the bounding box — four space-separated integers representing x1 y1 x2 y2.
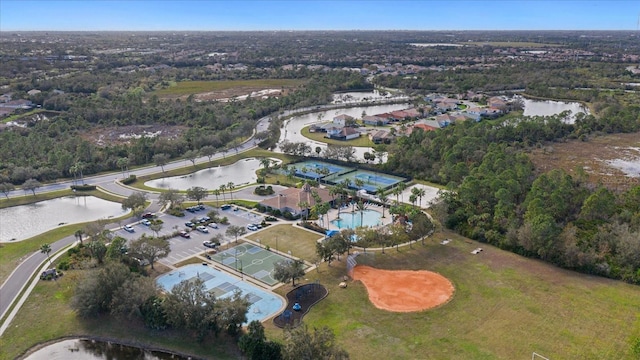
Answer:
210 243 304 286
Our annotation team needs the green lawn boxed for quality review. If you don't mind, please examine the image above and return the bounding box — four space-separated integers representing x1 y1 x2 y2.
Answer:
265 231 640 360
154 79 306 96
245 224 323 262
301 126 374 147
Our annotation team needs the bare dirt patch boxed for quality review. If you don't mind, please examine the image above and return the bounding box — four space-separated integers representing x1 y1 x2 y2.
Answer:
351 265 454 312
528 132 640 191
82 124 188 146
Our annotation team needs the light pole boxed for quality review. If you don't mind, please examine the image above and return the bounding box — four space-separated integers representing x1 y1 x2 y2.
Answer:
257 239 261 248
276 237 278 252
239 260 243 280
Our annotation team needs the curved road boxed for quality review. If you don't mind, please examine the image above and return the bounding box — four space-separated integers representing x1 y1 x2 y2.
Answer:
0 96 407 333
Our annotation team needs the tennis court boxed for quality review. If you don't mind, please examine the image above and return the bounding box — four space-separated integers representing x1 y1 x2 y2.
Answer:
156 264 285 324
288 160 351 180
330 169 407 193
210 243 305 286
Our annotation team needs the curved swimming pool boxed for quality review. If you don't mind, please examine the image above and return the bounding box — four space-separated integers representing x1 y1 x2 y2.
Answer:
331 209 382 229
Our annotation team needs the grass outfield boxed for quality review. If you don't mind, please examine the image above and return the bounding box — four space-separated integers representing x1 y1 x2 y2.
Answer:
265 231 640 360
245 224 323 262
154 79 306 96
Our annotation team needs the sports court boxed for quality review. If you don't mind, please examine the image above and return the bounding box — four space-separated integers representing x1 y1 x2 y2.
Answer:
330 169 407 193
210 243 305 286
287 160 350 180
156 264 285 324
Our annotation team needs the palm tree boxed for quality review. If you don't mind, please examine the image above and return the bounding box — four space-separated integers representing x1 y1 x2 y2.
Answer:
356 200 369 228
376 186 389 218
116 157 129 179
298 201 310 222
40 243 52 265
416 187 426 208
259 158 272 176
219 184 227 202
74 229 85 245
212 189 221 207
397 182 407 202
69 164 78 186
227 182 235 201
392 186 402 204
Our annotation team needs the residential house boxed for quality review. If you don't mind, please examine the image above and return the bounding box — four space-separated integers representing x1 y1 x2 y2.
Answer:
488 96 507 109
369 130 393 144
435 114 456 127
326 127 361 141
410 123 438 133
362 115 389 126
27 89 41 96
333 114 355 127
0 94 12 103
259 183 334 218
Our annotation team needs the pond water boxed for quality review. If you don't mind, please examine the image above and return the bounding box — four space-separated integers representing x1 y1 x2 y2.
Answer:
0 196 129 242
22 338 188 360
520 97 589 123
279 102 410 161
144 158 279 191
332 90 406 104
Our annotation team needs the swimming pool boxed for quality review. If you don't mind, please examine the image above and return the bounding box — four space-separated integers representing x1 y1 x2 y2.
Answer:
156 264 284 324
331 209 382 229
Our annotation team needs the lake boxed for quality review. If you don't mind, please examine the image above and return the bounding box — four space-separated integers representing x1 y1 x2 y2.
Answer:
520 97 589 123
144 157 279 191
22 338 189 360
0 196 129 242
279 102 410 161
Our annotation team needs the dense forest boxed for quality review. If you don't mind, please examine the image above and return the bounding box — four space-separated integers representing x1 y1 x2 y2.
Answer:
384 93 640 283
0 70 369 184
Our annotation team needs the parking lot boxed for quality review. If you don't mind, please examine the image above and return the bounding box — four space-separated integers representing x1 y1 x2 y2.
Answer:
113 204 269 266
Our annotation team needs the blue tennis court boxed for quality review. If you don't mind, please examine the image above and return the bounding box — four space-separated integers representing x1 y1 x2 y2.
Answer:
287 160 350 180
156 264 284 324
330 170 407 193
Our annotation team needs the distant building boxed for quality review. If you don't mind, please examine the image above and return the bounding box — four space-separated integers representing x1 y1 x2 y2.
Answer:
333 114 355 127
0 99 33 109
326 126 361 141
27 89 41 96
259 183 334 217
362 115 389 126
370 130 393 144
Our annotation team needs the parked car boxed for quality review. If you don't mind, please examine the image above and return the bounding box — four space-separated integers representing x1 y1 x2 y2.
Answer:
203 240 218 248
141 219 151 226
185 221 195 227
247 224 258 231
197 204 205 210
208 222 218 229
196 225 209 233
142 212 154 219
123 225 135 233
179 230 190 238
221 204 232 210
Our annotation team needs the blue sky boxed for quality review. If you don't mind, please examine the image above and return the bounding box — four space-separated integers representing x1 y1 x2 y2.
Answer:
1 1 638 31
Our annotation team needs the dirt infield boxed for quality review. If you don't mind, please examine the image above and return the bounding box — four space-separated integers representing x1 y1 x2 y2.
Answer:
352 265 454 312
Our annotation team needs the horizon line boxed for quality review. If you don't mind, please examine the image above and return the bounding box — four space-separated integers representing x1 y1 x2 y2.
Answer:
2 29 638 33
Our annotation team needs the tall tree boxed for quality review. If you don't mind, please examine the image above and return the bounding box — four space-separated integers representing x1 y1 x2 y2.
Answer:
122 192 148 218
200 145 216 163
153 153 170 173
0 182 15 198
128 234 170 269
184 149 199 168
40 243 52 265
162 278 219 341
186 186 207 204
23 178 41 196
226 225 247 243
282 325 349 360
273 259 306 286
159 188 183 209
227 182 235 200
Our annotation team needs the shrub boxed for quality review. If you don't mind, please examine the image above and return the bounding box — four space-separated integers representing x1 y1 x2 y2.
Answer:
167 208 185 217
71 185 97 191
121 175 137 185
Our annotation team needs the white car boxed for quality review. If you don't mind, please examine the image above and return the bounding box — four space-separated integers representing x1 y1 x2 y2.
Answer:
196 225 209 233
123 225 135 233
207 223 218 229
247 224 258 231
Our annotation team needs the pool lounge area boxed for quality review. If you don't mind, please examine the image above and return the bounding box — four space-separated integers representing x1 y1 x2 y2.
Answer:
156 264 285 324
